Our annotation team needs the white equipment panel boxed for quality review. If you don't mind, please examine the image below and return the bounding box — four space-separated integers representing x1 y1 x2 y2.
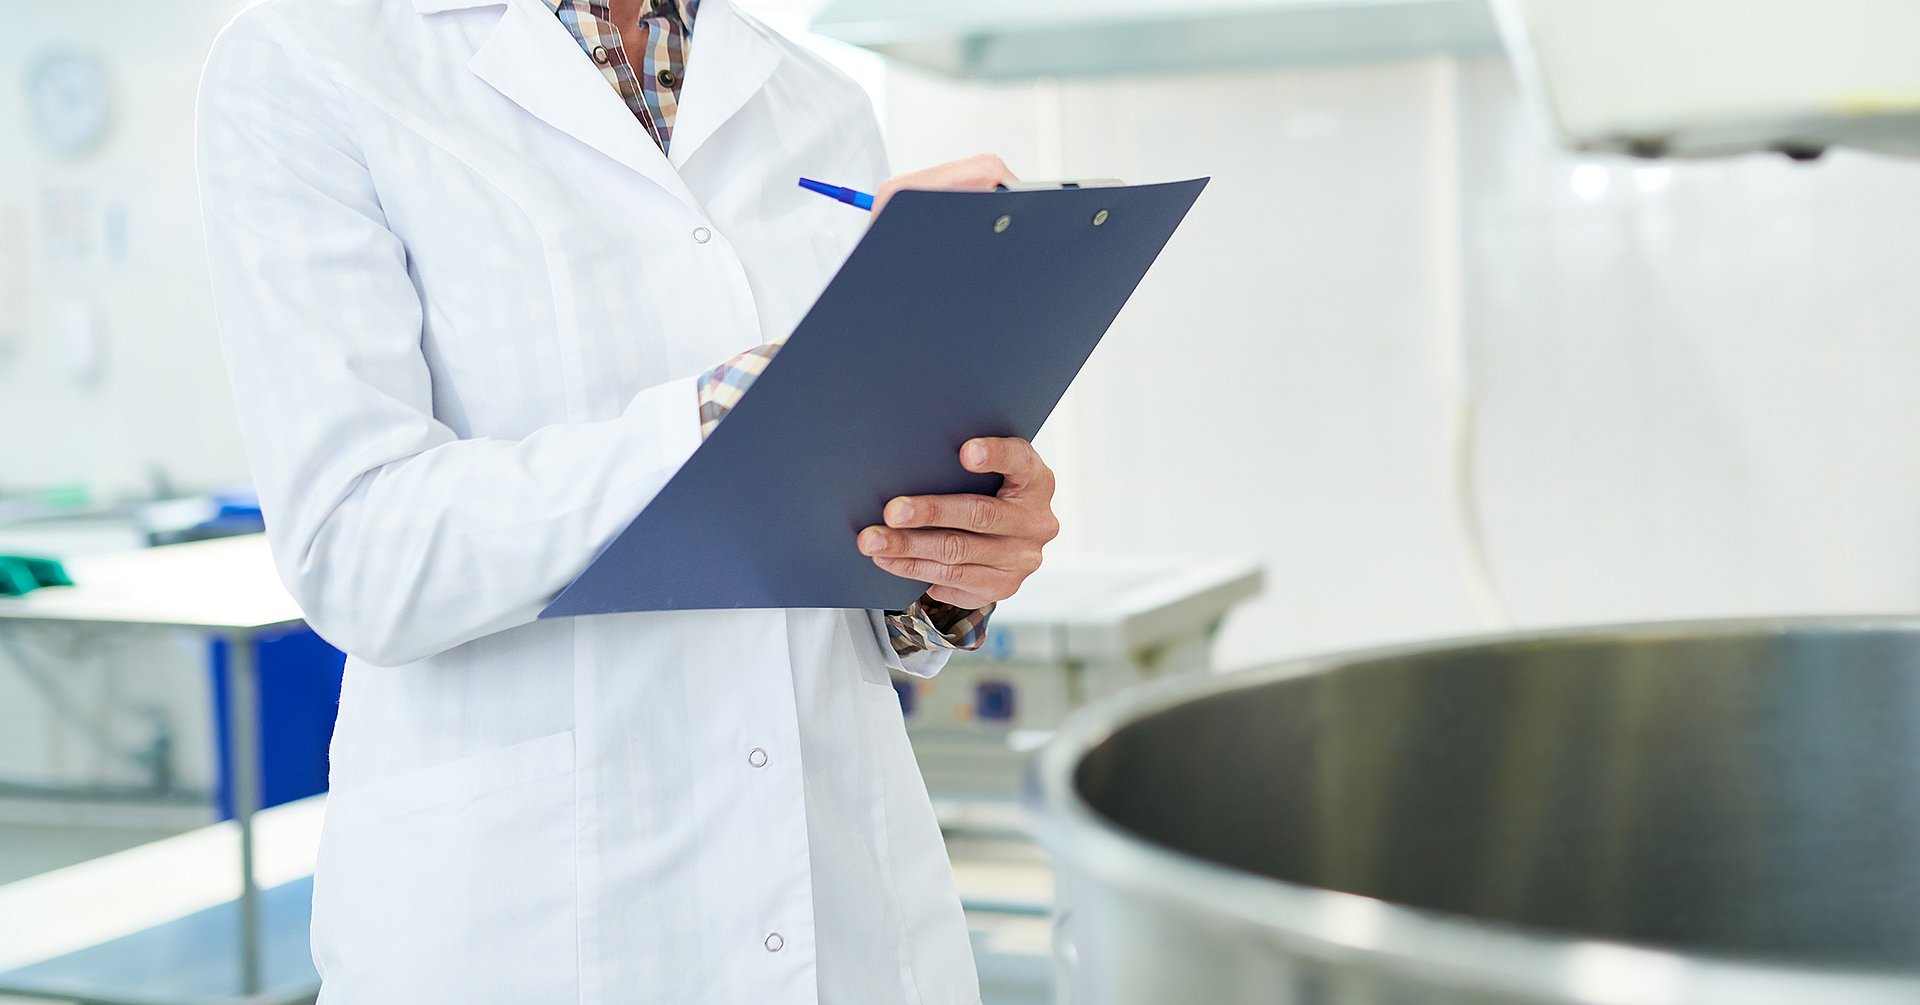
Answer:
893 555 1263 822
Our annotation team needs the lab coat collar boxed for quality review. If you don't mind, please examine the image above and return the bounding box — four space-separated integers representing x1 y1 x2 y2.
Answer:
666 0 783 168
466 0 702 209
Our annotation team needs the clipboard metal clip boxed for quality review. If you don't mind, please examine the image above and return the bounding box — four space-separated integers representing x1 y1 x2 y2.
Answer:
993 178 1126 192
990 180 1128 234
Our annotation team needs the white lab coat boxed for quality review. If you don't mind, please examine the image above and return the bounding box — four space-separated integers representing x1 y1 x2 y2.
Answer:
195 0 979 1001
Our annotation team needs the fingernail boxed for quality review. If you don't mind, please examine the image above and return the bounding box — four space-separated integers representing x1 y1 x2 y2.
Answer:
964 442 986 466
887 499 913 523
859 529 886 554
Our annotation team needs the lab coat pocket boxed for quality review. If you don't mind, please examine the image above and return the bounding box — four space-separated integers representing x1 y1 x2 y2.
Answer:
802 150 864 278
809 203 854 280
311 731 579 1004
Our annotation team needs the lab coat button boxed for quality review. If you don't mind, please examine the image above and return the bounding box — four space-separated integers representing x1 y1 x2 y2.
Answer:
747 747 769 768
764 932 784 952
692 226 712 244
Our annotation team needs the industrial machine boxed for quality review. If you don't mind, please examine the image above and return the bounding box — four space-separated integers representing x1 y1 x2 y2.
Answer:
1490 0 1920 160
1031 619 1920 1004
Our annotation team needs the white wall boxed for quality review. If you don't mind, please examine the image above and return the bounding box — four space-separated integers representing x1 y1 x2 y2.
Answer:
884 57 1920 668
1458 59 1920 627
1 0 254 496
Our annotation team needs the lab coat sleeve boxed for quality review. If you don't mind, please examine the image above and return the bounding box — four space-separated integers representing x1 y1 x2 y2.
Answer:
894 641 952 680
196 18 700 667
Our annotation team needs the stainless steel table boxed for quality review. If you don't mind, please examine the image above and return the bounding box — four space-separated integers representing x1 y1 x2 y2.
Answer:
0 536 310 1005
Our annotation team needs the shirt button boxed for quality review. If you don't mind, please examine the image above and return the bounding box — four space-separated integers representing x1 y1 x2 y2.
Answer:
691 226 711 244
591 45 610 65
747 747 768 768
657 68 677 88
764 932 784 953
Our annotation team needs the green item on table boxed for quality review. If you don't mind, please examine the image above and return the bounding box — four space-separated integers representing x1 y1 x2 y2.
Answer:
0 555 72 598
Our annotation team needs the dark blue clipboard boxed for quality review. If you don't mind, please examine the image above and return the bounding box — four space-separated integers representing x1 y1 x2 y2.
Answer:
540 177 1209 617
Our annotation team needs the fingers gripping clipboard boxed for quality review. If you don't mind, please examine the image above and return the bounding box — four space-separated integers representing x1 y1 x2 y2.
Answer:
541 178 1209 617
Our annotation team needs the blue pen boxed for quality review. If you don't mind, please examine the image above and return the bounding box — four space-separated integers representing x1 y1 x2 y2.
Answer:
798 177 875 212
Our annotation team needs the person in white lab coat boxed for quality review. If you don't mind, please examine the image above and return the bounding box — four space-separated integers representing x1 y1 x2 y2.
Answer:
193 0 1059 1000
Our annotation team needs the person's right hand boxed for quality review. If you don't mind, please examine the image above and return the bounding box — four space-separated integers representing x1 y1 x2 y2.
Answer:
872 154 1019 214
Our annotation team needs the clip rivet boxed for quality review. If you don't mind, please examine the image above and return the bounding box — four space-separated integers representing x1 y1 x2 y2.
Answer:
993 214 1012 234
1092 209 1109 226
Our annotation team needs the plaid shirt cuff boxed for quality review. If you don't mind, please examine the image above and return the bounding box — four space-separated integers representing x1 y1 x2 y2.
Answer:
886 597 995 656
697 342 781 437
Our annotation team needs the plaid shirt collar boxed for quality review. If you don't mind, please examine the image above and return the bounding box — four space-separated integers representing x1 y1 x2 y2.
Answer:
540 0 698 27
542 0 702 150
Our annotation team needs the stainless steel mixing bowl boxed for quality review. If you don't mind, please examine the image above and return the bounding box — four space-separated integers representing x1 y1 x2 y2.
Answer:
1027 619 1920 1004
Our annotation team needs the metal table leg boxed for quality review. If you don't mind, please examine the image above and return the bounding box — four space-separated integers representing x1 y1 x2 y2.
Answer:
224 630 263 998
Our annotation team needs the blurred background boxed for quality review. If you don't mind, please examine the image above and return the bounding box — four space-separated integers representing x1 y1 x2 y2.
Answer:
2 0 1917 1002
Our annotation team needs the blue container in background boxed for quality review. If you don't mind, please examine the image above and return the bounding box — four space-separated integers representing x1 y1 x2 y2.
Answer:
208 627 344 820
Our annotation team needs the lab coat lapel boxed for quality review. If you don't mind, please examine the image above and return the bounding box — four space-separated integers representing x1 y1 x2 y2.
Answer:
469 0 701 209
669 0 783 169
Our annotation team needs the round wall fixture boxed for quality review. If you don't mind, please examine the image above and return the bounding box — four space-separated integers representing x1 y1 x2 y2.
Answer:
26 47 111 157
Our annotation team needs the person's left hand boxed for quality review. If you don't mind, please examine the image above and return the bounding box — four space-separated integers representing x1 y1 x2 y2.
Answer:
857 437 1058 609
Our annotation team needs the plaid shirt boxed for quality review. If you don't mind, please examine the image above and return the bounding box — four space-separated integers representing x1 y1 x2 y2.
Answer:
545 0 698 151
550 0 994 656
